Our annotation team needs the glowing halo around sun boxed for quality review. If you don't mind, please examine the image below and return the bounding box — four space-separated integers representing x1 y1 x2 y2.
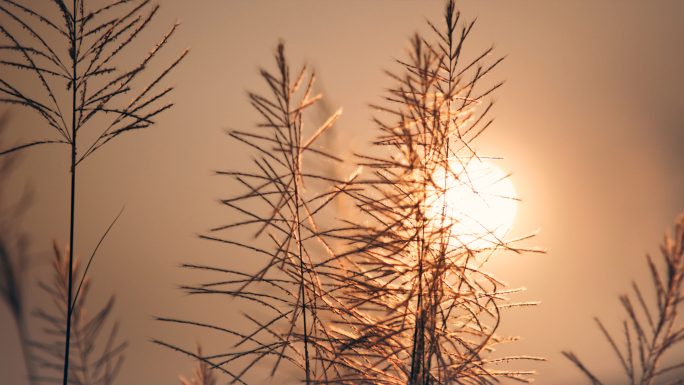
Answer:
431 159 518 251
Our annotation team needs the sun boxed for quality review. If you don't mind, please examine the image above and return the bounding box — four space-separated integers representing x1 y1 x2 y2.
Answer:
432 158 518 250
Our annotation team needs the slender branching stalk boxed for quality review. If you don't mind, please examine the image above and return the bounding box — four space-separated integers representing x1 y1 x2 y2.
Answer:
0 2 186 384
563 212 684 385
326 1 543 383
29 240 127 385
155 43 354 384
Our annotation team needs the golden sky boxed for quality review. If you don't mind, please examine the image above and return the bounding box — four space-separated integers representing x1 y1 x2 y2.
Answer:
1 1 684 384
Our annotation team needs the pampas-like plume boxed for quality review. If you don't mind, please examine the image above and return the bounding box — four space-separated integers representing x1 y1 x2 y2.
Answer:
0 2 186 384
155 43 353 384
29 241 127 385
563 212 684 385
158 2 542 384
325 1 544 383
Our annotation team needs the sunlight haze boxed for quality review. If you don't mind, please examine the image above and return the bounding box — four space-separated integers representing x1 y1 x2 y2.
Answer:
1 1 684 384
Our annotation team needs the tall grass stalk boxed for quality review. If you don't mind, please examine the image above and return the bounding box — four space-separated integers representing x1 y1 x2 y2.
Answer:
155 43 352 384
159 1 542 383
327 1 543 383
563 213 684 385
0 1 186 384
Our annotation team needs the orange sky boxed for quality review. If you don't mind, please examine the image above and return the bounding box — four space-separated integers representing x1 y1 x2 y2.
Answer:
2 1 684 384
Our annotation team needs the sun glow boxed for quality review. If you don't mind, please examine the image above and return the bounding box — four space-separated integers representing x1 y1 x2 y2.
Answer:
432 159 518 250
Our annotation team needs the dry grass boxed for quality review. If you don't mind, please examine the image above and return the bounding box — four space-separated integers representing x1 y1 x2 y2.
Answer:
155 42 353 384
158 1 542 384
0 1 186 384
563 213 684 385
28 241 127 385
323 1 543 383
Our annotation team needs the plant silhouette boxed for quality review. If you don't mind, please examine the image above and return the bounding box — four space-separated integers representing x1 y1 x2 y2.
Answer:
155 42 354 384
30 241 126 385
325 1 543 383
0 1 186 384
564 213 684 385
159 1 543 384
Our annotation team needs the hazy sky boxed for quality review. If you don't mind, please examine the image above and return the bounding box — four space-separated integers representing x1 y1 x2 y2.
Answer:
2 1 684 384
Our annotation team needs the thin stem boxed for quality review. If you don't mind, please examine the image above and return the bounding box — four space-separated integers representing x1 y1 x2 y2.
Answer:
289 85 311 383
63 2 77 384
296 177 310 384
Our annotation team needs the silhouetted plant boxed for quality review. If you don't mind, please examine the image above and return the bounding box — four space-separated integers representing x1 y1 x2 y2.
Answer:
563 213 684 385
158 1 542 384
155 43 353 384
29 240 126 385
0 1 186 384
325 1 543 383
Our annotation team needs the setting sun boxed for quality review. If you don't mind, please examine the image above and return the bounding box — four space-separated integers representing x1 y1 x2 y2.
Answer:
435 159 518 250
4 0 684 384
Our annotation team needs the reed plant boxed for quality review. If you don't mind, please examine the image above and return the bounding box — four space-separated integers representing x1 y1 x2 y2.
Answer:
325 1 543 383
160 1 542 384
563 213 684 385
29 241 126 385
155 42 355 384
0 1 186 384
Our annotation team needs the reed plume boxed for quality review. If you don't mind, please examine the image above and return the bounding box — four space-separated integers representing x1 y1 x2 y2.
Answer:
29 240 127 385
158 2 542 384
155 42 354 384
0 1 186 384
563 213 684 385
325 1 543 383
